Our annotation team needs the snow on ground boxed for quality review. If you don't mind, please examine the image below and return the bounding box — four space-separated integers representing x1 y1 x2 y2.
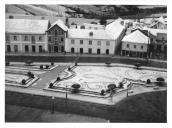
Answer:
55 66 167 93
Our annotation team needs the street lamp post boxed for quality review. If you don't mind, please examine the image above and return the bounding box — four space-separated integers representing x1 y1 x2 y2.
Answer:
51 96 55 114
65 84 68 113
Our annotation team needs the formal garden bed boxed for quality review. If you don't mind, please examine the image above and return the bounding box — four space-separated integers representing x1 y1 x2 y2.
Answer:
44 64 167 98
5 70 39 88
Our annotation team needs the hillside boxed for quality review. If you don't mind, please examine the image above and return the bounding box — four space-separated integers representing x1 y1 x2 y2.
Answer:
6 4 167 19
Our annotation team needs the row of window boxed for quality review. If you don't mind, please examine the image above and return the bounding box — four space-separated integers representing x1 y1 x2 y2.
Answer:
6 35 44 42
6 45 44 53
71 40 110 46
126 44 144 49
70 47 110 54
48 29 63 35
48 37 64 42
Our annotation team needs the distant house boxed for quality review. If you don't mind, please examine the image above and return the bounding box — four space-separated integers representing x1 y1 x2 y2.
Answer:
121 30 149 58
80 23 105 30
149 16 167 29
5 19 50 53
46 20 68 53
65 20 125 55
143 27 167 53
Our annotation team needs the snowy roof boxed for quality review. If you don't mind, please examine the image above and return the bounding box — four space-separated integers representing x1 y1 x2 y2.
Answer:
48 19 68 31
67 28 114 40
6 19 49 34
122 30 149 44
105 20 125 39
143 27 167 36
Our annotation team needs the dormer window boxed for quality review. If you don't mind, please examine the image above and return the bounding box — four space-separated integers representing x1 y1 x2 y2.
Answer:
89 32 93 37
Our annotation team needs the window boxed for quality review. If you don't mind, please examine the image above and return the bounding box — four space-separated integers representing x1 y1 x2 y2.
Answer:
38 36 42 41
31 36 35 43
141 46 144 49
89 40 92 45
71 40 75 44
80 48 83 54
24 36 28 41
13 36 17 41
127 44 130 48
48 37 51 42
55 37 58 41
80 40 83 44
6 36 10 41
61 37 64 42
134 45 136 48
55 30 58 35
162 37 165 40
89 32 93 36
97 41 101 46
106 41 110 46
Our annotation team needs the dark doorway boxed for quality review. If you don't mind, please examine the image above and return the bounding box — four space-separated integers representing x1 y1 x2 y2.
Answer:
14 45 18 52
7 45 11 52
71 48 74 53
25 45 29 52
61 46 64 52
32 45 36 52
39 46 42 53
54 46 58 52
97 49 100 54
88 48 92 54
106 49 109 55
80 48 83 54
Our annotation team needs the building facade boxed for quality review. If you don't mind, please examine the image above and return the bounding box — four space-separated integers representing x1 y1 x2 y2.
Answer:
5 19 50 53
47 20 68 53
121 30 149 58
65 21 125 55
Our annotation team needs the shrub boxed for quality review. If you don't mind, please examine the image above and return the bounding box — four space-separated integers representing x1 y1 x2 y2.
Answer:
147 79 151 84
27 71 32 77
51 62 54 66
156 77 165 82
25 60 33 65
46 65 49 69
21 79 26 85
49 83 53 88
68 67 71 71
119 82 124 88
75 62 77 66
30 73 34 78
71 84 80 93
100 90 105 95
107 84 116 90
56 77 60 81
40 65 43 69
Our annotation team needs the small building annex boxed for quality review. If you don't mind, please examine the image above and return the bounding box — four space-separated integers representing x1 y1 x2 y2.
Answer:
121 29 149 58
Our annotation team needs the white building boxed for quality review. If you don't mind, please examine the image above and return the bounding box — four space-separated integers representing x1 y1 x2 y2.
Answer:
121 30 149 58
5 19 50 53
65 21 125 55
